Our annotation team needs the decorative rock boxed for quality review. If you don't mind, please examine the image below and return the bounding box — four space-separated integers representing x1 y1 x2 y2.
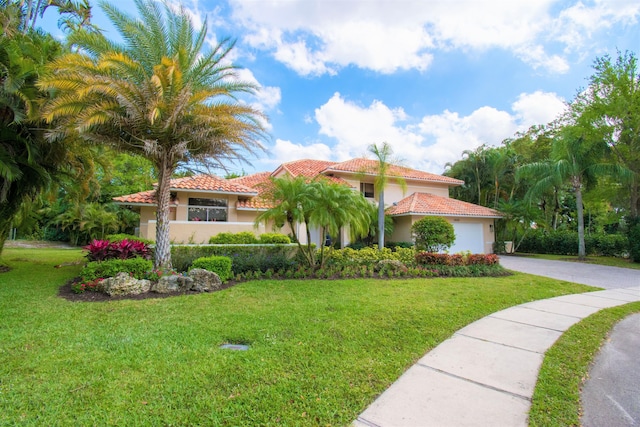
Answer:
375 259 408 273
101 272 152 296
188 268 222 292
152 275 194 293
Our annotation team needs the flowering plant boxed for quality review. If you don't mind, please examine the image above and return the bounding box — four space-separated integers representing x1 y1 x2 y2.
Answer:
71 278 103 294
84 239 151 261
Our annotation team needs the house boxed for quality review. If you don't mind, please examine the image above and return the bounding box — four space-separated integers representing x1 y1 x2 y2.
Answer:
114 158 501 253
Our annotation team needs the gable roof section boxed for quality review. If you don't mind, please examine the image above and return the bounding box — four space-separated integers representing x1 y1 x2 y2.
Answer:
274 159 337 178
325 158 464 186
387 192 502 218
169 174 257 195
228 171 271 189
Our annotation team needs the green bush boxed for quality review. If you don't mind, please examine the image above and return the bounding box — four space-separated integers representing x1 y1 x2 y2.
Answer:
81 257 153 281
385 241 414 250
172 244 298 273
209 232 259 245
259 233 291 244
628 218 640 262
411 217 455 252
190 256 233 281
106 234 154 245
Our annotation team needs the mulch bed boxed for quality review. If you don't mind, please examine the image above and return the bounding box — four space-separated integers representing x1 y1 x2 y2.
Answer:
58 279 238 303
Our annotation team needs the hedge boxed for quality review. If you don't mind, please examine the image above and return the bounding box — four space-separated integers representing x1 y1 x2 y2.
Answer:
516 231 628 257
171 244 299 274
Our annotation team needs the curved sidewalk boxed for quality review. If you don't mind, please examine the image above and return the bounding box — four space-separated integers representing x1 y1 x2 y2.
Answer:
354 260 640 427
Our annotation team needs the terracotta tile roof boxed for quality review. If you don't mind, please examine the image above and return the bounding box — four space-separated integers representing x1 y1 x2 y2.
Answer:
236 198 274 210
276 159 337 178
170 174 257 194
326 158 464 186
113 190 179 206
229 171 271 190
387 192 502 218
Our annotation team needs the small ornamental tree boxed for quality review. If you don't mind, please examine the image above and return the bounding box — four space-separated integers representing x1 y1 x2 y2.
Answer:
411 216 455 252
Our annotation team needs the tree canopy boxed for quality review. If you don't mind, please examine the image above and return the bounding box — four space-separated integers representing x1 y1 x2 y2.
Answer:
39 0 267 269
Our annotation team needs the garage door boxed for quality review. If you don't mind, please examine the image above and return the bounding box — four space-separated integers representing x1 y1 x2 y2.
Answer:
450 223 484 254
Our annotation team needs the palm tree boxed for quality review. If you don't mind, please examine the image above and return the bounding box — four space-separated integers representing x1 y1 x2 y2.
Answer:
310 179 370 267
39 0 266 269
368 142 406 250
255 175 318 267
517 124 630 259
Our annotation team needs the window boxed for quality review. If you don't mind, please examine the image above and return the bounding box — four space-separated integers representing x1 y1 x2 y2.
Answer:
188 198 227 222
360 182 375 198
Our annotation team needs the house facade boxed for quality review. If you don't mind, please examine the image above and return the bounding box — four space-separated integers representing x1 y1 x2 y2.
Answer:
114 158 501 253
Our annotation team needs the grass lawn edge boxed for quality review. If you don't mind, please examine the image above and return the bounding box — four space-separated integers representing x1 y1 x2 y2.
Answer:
529 301 640 427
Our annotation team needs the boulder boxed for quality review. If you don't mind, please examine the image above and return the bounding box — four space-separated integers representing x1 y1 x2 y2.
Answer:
188 268 222 292
102 272 151 296
375 259 408 273
152 275 194 293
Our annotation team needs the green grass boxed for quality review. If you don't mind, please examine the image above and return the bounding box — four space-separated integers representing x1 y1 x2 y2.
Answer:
0 248 595 426
529 301 640 427
516 253 640 270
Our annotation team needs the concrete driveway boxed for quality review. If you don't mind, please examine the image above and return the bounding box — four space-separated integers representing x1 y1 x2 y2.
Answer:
499 256 640 289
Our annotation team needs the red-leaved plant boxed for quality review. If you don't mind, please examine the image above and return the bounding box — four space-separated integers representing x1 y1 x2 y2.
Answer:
84 239 152 261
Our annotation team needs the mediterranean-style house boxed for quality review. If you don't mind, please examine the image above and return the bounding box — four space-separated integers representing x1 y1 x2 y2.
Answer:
114 158 501 253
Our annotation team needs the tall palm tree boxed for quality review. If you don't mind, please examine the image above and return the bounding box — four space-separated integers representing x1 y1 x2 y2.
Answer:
368 142 406 250
40 0 266 269
517 124 630 259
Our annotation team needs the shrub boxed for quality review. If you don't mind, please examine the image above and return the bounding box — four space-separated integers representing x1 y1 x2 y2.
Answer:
385 241 414 250
190 256 233 281
106 234 153 245
209 232 258 244
628 218 640 262
467 254 499 265
411 217 455 252
171 244 298 274
415 252 449 265
84 239 152 261
259 233 291 244
71 278 103 294
518 230 629 257
81 257 153 281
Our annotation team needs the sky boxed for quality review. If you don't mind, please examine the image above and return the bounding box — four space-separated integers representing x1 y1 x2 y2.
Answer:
40 0 640 176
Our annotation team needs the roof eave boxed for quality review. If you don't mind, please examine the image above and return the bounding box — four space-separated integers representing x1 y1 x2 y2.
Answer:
170 188 258 197
390 212 502 218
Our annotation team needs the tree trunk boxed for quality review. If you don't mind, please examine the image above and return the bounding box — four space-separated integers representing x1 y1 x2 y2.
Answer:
0 215 11 258
575 180 586 260
378 190 385 250
154 157 173 270
631 174 639 218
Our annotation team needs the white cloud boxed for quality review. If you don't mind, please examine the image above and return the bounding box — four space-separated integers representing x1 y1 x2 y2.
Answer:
314 93 422 161
312 90 566 173
255 139 333 171
512 91 567 126
235 68 281 111
227 0 638 75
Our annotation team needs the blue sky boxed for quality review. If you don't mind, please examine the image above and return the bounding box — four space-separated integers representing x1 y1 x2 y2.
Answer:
41 0 639 175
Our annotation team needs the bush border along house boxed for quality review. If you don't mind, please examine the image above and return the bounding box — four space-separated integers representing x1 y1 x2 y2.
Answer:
115 158 502 253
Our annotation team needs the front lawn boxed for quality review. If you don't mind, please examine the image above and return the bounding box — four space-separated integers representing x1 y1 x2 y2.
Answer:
0 248 594 426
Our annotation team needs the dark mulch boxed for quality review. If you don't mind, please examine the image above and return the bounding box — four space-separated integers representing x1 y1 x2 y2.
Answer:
58 279 239 303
